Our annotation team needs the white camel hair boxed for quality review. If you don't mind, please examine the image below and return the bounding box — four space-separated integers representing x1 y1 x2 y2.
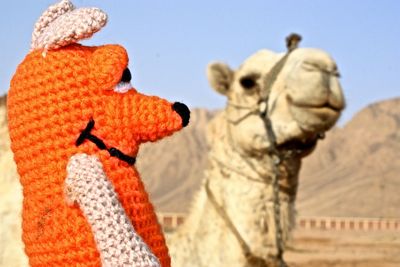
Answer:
167 45 345 267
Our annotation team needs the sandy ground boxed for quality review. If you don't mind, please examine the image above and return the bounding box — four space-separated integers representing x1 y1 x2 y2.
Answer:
1 228 399 266
284 229 400 267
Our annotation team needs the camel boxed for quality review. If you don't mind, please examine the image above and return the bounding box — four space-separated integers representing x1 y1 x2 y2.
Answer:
167 36 345 267
0 95 29 267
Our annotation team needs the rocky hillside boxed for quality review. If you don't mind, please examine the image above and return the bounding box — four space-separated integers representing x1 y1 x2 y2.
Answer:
137 109 215 212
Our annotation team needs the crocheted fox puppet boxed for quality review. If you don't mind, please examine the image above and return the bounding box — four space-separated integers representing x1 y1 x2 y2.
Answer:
7 1 190 266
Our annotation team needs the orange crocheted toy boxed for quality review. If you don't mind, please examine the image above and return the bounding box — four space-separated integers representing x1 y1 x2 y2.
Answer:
7 1 189 266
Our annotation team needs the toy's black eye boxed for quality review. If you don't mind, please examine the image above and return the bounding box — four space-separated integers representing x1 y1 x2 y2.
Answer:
121 68 132 83
114 68 133 93
240 76 256 90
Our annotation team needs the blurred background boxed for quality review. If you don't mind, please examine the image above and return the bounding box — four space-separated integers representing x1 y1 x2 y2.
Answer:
1 1 399 266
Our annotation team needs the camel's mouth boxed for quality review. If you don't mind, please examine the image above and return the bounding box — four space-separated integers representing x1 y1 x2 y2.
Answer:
287 94 343 115
294 102 341 114
286 96 342 134
276 136 319 156
288 94 342 112
295 104 340 122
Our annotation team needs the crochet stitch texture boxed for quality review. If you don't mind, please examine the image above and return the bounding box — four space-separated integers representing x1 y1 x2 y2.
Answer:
7 1 189 266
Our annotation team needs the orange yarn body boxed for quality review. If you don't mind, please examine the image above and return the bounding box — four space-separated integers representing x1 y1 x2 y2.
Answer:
8 44 183 266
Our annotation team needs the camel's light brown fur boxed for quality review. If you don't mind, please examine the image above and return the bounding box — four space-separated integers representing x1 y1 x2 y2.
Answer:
168 47 345 267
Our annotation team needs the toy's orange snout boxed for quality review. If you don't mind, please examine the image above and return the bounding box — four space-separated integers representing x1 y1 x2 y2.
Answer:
132 93 190 142
103 90 190 143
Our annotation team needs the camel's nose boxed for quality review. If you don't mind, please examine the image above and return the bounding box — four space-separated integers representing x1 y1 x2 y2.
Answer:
172 102 190 127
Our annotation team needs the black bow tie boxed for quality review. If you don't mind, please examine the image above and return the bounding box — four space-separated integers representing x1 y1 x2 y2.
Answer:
76 119 136 165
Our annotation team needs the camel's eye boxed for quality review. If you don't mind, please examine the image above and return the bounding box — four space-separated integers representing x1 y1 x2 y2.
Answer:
240 76 256 90
114 68 133 93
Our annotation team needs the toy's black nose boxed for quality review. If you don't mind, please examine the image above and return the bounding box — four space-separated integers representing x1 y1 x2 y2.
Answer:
172 102 190 127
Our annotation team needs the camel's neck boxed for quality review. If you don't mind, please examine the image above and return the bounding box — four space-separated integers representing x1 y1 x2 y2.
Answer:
209 135 273 182
168 112 303 267
208 114 302 196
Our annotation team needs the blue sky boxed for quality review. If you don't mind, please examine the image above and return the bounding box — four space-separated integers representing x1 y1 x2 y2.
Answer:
0 0 399 124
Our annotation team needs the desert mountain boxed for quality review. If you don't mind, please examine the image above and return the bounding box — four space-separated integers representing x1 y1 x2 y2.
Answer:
136 109 215 212
297 98 400 218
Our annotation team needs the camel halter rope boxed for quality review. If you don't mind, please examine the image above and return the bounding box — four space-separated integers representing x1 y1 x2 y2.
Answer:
205 33 302 267
260 33 302 267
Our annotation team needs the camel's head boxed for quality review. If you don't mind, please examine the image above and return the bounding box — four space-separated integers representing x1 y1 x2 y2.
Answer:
207 47 345 157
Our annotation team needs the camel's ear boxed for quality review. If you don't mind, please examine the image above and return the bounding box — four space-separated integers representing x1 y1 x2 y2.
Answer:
207 62 233 95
